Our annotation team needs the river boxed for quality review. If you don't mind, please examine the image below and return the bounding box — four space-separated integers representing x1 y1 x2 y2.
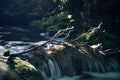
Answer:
0 26 120 80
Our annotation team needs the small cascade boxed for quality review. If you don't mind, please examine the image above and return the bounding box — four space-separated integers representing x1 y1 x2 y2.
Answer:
48 59 61 79
107 59 119 72
81 60 106 73
88 61 92 72
81 59 119 73
97 61 106 73
95 62 99 72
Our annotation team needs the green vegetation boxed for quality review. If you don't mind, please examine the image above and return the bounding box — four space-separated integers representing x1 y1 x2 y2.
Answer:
13 57 39 80
0 0 119 49
13 57 37 73
39 12 73 33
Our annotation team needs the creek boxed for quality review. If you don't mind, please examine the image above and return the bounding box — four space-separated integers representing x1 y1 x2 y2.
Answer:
0 27 120 80
0 40 119 80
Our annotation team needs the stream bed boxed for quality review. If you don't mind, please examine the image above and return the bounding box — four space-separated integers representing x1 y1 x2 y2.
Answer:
0 41 120 80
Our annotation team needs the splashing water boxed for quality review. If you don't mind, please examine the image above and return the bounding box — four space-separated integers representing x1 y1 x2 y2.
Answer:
48 59 61 79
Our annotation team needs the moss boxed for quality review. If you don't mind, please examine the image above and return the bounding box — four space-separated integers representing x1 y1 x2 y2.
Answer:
10 57 42 80
13 57 37 73
79 27 99 41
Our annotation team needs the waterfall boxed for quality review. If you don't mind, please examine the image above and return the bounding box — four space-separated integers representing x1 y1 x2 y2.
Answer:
95 62 99 72
81 59 119 73
108 59 119 72
48 59 61 79
98 62 106 73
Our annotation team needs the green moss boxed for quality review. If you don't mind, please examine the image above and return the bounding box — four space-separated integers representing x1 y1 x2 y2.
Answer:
13 57 37 73
79 27 99 41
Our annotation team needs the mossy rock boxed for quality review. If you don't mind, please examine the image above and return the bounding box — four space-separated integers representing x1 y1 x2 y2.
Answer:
11 57 43 80
13 57 37 73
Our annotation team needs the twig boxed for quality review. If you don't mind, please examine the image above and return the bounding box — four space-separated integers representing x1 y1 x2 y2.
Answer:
97 22 103 29
63 30 74 39
50 26 74 41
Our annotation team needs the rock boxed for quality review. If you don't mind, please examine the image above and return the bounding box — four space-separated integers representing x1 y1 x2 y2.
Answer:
13 57 37 73
0 61 20 80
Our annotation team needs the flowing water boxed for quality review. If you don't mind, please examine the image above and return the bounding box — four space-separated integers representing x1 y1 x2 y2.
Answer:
47 59 61 79
0 40 119 79
0 27 120 80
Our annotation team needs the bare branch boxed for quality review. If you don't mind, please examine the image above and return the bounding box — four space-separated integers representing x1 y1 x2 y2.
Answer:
63 30 74 39
71 22 103 43
50 26 74 41
10 27 74 57
97 22 103 29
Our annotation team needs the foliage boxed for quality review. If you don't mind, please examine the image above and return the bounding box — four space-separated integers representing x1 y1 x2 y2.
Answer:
39 12 74 33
